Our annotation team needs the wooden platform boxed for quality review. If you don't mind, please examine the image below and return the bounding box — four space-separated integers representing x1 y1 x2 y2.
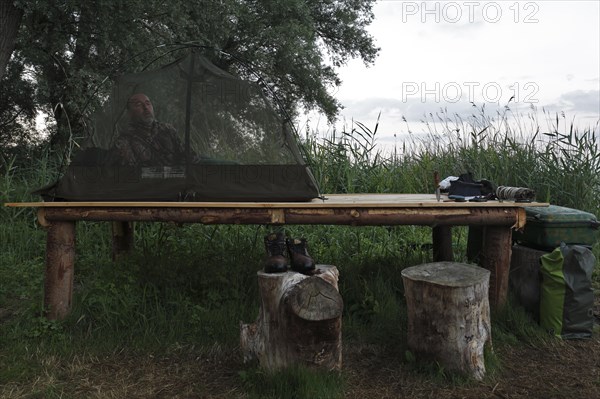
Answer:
5 194 548 319
7 193 546 208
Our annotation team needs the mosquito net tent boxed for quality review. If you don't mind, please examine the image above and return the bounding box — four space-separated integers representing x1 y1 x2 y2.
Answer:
39 50 321 202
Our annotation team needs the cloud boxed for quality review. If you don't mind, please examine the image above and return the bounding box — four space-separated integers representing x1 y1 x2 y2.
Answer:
560 90 600 113
341 96 505 125
543 90 600 115
341 89 599 125
335 91 598 143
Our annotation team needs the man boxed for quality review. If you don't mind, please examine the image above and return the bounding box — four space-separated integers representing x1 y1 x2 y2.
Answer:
114 93 186 166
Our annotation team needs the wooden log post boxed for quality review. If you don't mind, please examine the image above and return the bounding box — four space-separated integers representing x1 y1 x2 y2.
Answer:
466 226 484 263
240 265 343 371
480 226 513 309
111 221 134 261
44 221 76 320
432 225 453 261
401 262 492 381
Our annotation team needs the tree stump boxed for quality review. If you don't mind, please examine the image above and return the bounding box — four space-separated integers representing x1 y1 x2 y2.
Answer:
240 265 343 371
401 262 492 380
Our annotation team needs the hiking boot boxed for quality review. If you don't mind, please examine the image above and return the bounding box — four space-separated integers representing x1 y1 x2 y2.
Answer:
286 238 315 274
264 232 288 273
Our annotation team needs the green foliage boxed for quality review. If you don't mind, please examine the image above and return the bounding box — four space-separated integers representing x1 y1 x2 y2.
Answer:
491 295 552 347
0 57 41 160
2 0 379 161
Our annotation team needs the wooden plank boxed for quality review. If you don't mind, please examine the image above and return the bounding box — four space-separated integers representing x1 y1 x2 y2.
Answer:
4 193 550 209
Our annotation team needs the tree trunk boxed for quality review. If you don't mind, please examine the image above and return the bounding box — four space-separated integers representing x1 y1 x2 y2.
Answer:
240 265 343 371
0 0 23 80
402 262 492 381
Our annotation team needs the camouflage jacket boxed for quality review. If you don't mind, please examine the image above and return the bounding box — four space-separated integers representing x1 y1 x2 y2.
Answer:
114 121 186 166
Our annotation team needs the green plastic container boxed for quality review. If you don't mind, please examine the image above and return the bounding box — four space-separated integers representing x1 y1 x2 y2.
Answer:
514 205 599 250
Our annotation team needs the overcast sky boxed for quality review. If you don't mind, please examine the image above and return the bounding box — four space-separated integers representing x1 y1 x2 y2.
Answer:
310 0 600 145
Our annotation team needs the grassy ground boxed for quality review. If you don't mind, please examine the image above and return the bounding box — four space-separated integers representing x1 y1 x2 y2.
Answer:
1 109 599 398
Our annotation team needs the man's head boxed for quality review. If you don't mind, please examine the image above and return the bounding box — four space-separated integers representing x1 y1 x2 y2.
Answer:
127 93 154 124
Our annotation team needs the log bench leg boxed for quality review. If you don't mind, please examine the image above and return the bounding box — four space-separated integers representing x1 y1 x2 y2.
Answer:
466 226 484 263
112 221 134 261
44 221 76 320
432 225 453 262
480 226 512 309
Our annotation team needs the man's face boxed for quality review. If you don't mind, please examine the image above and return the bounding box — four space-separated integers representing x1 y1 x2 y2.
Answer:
127 94 154 124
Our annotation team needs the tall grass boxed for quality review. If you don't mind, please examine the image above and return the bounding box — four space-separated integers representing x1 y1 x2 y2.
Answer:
1 108 599 397
306 105 600 215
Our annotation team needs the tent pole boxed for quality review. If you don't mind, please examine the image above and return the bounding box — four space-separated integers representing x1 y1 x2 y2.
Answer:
183 51 196 199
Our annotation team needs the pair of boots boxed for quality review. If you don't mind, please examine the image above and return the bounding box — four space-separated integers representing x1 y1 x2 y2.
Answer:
264 232 315 274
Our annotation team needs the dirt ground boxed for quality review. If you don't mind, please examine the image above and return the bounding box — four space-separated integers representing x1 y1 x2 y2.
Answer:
344 336 600 399
2 297 599 398
2 330 598 399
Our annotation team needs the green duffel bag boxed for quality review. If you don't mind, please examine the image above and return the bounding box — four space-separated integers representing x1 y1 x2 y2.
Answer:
540 243 595 339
